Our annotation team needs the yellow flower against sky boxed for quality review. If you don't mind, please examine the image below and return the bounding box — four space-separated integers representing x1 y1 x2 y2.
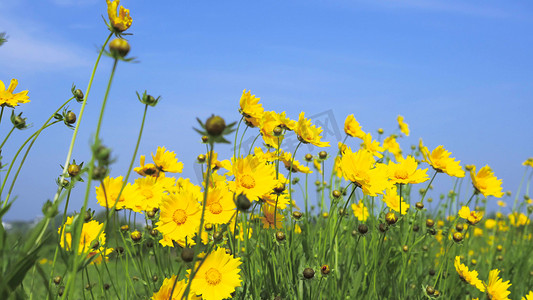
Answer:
106 0 132 32
132 176 166 212
523 158 533 168
280 151 312 174
188 247 242 300
95 176 140 210
227 155 277 202
239 89 264 127
152 146 184 173
0 79 30 107
58 217 112 264
383 186 409 215
295 112 330 147
341 147 390 196
351 199 369 221
485 269 511 300
387 155 429 185
344 114 365 139
453 256 485 292
382 135 402 160
259 111 285 148
470 165 504 198
458 206 483 225
421 144 465 178
134 155 159 177
397 115 409 136
360 132 384 158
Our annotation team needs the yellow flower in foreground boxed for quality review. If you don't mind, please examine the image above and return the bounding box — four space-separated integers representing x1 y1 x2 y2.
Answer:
96 176 140 209
351 200 369 221
228 155 277 201
151 276 199 300
260 205 284 229
0 79 30 107
523 158 533 168
296 112 330 147
58 217 112 264
344 114 365 139
458 206 483 225
397 115 409 136
387 156 429 185
454 256 485 292
204 187 236 225
280 151 312 174
106 0 132 32
421 145 465 178
239 89 264 127
485 269 511 300
522 291 533 300
340 147 390 196
188 247 242 300
152 146 184 173
383 186 409 215
156 189 201 246
470 165 504 198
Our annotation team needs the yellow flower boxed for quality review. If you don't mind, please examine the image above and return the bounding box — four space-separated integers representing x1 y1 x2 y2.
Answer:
522 291 533 300
294 224 302 234
474 228 483 237
152 146 184 173
454 256 485 292
397 115 409 136
509 212 530 227
485 218 496 230
259 111 285 148
497 200 507 207
458 206 483 225
0 79 30 107
134 155 160 177
360 132 384 158
58 217 112 264
156 189 201 246
351 200 369 221
387 156 429 185
421 145 465 178
296 112 330 147
239 90 264 127
280 151 312 174
131 176 166 212
151 276 199 300
340 147 390 196
382 135 402 160
485 269 511 300
470 165 504 198
95 176 140 210
259 204 284 229
344 114 365 139
523 158 533 168
187 247 242 300
203 187 236 225
383 186 409 215
106 0 132 32
228 155 277 202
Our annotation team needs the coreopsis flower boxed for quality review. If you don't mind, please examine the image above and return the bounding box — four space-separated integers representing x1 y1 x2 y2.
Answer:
522 291 533 300
351 199 369 221
360 132 384 158
134 155 159 177
383 186 409 215
485 219 496 230
96 176 140 209
58 217 112 264
239 90 264 127
454 256 485 292
280 152 312 174
156 188 201 246
259 111 285 148
397 115 409 136
106 0 132 32
295 112 330 147
474 228 483 237
260 204 284 229
509 212 530 227
152 146 184 173
341 147 390 196
387 156 429 185
0 79 30 107
470 165 504 198
458 206 483 225
131 176 166 212
313 159 322 174
344 114 365 139
228 155 277 202
252 147 277 164
203 187 236 225
382 135 402 160
294 223 302 234
523 158 533 168
421 145 465 178
151 276 199 300
187 247 242 300
485 269 511 300
278 111 297 131
229 219 253 241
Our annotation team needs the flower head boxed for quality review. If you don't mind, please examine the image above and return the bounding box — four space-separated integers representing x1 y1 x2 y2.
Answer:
340 147 390 196
454 256 485 292
96 176 140 210
259 204 284 229
227 155 277 202
397 115 409 136
296 112 329 147
470 165 504 198
382 135 402 160
156 189 201 246
239 90 264 127
152 146 184 173
344 114 365 139
509 212 530 227
351 200 369 221
523 158 533 168
106 0 132 32
383 186 409 215
0 79 30 107
187 247 242 300
151 276 199 300
485 269 511 300
360 132 384 158
203 187 236 225
58 217 112 264
421 145 465 178
458 206 483 225
387 156 429 185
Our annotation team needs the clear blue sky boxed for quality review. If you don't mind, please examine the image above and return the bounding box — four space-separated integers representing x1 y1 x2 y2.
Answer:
1 0 532 221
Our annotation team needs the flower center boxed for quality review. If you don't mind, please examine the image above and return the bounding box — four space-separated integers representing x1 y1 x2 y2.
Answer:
205 268 222 285
209 202 223 214
172 209 187 225
394 169 409 180
241 174 256 189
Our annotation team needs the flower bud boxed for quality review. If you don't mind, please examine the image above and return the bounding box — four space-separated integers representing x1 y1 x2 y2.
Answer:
53 276 62 285
402 245 409 252
130 230 142 242
273 126 283 136
415 202 424 210
65 111 76 124
332 190 341 198
275 231 286 242
426 219 435 228
318 151 327 159
358 224 369 235
120 225 129 232
385 212 398 225
236 193 251 212
426 286 435 295
201 135 209 143
12 115 26 129
147 210 156 219
92 166 107 180
68 163 81 177
304 154 313 162
292 211 303 220
205 115 226 136
379 223 388 233
303 268 315 279
452 232 463 242
150 229 158 237
455 223 464 232
181 248 195 262
378 128 384 134
197 154 206 163
109 38 130 58
321 265 330 275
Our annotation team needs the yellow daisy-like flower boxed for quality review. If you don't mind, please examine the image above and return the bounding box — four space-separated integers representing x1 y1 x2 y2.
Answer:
296 112 330 147
204 187 236 225
152 146 184 173
344 114 365 139
474 227 483 237
188 247 242 300
387 156 429 185
260 191 290 210
382 135 402 160
259 204 284 229
421 145 465 178
351 200 369 221
280 151 312 174
239 90 264 127
134 155 159 177
360 132 384 159
58 217 112 264
278 111 297 131
0 79 30 107
454 256 485 292
509 212 530 227
228 155 277 202
106 0 132 32
383 186 409 215
156 189 201 247
522 291 533 300
95 176 140 210
523 158 533 168
131 176 166 212
470 165 504 198
397 115 409 136
458 206 483 225
151 276 200 300
485 219 496 230
259 111 285 148
485 269 511 300
497 200 506 207
341 147 390 196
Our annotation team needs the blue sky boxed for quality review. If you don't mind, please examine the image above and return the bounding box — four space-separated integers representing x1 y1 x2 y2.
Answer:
1 0 532 220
